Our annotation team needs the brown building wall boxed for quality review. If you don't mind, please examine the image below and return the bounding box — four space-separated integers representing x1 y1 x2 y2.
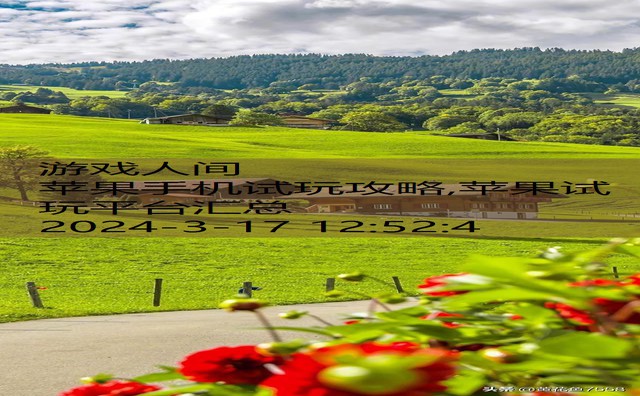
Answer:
302 195 541 214
164 115 229 125
280 117 332 128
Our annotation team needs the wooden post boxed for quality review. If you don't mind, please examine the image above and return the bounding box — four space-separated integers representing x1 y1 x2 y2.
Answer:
153 278 163 307
326 278 335 292
392 276 404 293
26 282 44 308
242 281 253 297
613 267 619 279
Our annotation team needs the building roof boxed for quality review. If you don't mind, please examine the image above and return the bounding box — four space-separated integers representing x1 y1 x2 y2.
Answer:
142 113 233 121
445 132 516 141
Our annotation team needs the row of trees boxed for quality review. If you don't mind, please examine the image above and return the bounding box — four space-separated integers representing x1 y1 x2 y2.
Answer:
4 72 640 146
5 49 640 90
0 88 70 104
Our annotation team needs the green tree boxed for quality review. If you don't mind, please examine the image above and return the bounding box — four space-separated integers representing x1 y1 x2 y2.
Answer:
202 104 237 118
229 110 284 126
445 122 486 134
340 111 407 132
0 146 48 201
424 114 473 130
483 112 544 131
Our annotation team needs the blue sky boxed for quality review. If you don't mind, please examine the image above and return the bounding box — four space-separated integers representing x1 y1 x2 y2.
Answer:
2 0 639 64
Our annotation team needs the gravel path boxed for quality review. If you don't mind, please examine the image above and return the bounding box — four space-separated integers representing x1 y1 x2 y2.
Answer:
0 301 380 396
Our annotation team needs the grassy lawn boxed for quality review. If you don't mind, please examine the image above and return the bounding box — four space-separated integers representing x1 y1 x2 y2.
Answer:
0 114 639 158
589 92 640 109
0 84 129 99
0 114 638 323
1 237 638 323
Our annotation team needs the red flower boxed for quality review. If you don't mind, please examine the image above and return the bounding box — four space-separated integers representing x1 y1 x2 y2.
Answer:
179 345 284 384
261 342 458 396
546 274 640 326
418 273 469 297
59 380 160 396
624 274 640 286
544 302 595 325
569 279 623 287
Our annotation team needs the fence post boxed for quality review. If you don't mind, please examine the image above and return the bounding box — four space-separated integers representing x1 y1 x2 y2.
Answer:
153 278 163 307
325 278 335 292
26 282 44 308
612 267 619 279
242 281 253 297
392 276 404 293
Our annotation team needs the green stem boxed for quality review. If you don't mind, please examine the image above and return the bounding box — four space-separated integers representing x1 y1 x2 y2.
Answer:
254 310 282 342
308 314 334 327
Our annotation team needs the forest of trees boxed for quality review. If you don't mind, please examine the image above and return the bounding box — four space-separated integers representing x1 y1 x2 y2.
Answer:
3 48 640 91
2 48 640 146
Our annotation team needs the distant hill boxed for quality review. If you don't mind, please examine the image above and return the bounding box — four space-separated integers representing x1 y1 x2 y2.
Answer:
2 48 640 91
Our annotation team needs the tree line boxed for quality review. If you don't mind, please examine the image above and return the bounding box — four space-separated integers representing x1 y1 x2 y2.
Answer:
2 54 640 146
3 48 640 91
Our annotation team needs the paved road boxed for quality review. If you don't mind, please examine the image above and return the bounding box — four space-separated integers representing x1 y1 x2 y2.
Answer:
0 302 382 396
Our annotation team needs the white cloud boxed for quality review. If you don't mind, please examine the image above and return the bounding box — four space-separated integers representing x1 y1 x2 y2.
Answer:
1 0 639 64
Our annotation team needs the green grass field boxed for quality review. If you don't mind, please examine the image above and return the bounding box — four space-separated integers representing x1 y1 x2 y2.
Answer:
589 92 640 109
1 114 639 158
1 114 638 323
1 238 637 323
0 84 129 99
439 89 478 98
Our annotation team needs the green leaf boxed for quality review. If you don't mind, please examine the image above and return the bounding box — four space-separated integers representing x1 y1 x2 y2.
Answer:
375 306 429 320
271 326 339 338
443 288 555 307
538 333 634 359
143 384 213 396
324 323 396 342
509 304 563 327
542 374 606 384
132 369 184 383
404 323 461 339
443 368 486 395
463 255 586 301
614 244 640 259
464 255 530 280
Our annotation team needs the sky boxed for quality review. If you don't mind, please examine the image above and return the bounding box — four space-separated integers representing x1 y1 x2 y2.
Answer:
1 0 640 64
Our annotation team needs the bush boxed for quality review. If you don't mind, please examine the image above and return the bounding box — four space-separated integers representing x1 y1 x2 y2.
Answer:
340 111 407 132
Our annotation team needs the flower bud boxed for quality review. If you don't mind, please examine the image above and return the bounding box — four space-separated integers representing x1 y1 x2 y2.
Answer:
480 348 522 363
79 374 114 384
318 361 420 395
278 310 308 319
337 272 365 282
257 339 308 356
219 298 267 312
